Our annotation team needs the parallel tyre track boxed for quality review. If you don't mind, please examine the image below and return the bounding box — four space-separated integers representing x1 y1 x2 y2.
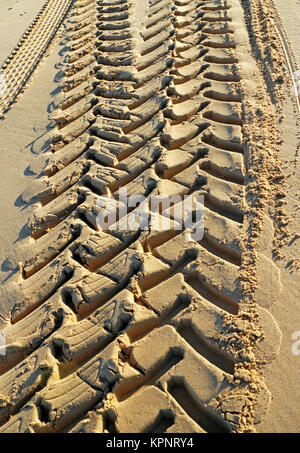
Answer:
0 0 74 117
0 0 281 433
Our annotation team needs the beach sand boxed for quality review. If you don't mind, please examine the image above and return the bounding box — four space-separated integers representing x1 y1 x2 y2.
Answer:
0 0 299 433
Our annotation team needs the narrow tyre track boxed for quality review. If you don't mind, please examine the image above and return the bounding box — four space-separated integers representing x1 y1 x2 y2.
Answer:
0 0 74 117
0 0 281 433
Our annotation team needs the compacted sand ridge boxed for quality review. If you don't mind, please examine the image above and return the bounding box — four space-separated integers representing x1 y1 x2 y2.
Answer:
0 0 299 433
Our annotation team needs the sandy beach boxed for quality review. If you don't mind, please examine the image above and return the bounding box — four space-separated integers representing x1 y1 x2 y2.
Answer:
0 0 299 433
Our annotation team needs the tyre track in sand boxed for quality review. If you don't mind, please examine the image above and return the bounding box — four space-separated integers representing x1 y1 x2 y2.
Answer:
0 0 282 433
0 0 74 117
